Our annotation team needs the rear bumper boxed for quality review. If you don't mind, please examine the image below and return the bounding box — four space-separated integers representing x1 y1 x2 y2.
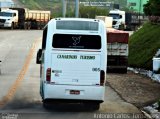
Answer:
107 56 128 68
107 56 128 73
43 83 105 103
107 65 127 69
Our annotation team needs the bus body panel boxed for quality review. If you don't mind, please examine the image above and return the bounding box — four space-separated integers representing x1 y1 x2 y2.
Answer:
51 52 101 86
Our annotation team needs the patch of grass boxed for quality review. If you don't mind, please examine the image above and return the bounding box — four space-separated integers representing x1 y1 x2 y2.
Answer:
129 22 160 70
18 0 62 18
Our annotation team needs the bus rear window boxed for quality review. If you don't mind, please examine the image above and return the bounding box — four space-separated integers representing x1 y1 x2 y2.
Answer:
52 34 101 49
56 21 99 31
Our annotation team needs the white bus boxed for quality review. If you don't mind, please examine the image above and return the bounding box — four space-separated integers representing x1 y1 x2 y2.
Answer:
36 18 107 110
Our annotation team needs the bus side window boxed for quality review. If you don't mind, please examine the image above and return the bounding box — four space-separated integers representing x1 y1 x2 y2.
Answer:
42 26 48 50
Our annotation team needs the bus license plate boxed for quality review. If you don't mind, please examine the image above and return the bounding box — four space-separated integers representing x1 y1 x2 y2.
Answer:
70 90 80 95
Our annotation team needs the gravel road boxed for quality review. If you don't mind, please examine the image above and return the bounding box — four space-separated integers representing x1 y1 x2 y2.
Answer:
107 71 160 108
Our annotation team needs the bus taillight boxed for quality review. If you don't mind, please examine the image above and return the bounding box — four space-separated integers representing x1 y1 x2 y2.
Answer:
46 68 51 82
100 70 105 86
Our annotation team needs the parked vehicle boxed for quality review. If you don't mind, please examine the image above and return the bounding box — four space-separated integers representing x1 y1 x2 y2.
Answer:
36 18 107 110
109 9 147 30
153 49 160 73
95 16 113 28
96 16 129 73
109 10 125 30
107 28 129 73
0 8 50 29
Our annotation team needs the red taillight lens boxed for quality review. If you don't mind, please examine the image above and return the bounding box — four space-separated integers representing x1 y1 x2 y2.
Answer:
46 68 51 82
100 70 105 86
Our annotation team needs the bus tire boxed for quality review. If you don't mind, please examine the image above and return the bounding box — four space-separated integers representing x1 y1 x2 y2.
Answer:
85 103 100 110
92 103 100 110
43 100 49 109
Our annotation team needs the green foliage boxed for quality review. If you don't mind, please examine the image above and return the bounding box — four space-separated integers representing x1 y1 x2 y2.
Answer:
129 22 160 70
79 5 109 18
19 0 62 18
18 0 129 18
143 1 152 16
18 0 109 18
121 7 130 12
144 0 160 16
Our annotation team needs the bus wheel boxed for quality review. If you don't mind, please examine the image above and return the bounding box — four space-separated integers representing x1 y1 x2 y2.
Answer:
92 103 100 110
43 100 49 109
85 103 100 110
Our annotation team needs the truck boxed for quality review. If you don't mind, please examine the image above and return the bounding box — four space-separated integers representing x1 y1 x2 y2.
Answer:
107 28 129 73
96 16 129 73
0 8 51 29
95 16 113 28
109 9 147 30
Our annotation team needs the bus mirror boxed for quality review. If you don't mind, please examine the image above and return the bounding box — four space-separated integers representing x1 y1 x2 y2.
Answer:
36 49 42 64
120 15 122 18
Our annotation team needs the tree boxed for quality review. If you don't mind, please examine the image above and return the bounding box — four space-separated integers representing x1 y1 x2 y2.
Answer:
79 5 109 18
143 1 152 16
144 0 160 23
144 0 160 16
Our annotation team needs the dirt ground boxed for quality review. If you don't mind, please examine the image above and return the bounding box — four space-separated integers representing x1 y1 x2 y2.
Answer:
106 71 160 108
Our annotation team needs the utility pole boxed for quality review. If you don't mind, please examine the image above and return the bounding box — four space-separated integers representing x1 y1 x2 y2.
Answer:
62 0 79 18
62 0 67 17
75 0 79 18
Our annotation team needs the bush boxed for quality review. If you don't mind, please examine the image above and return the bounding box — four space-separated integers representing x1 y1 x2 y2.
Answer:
144 0 160 24
144 0 160 16
79 5 109 18
128 22 160 70
148 16 160 24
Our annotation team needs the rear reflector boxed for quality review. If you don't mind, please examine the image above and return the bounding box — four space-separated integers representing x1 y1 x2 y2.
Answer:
100 70 105 86
46 68 51 82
